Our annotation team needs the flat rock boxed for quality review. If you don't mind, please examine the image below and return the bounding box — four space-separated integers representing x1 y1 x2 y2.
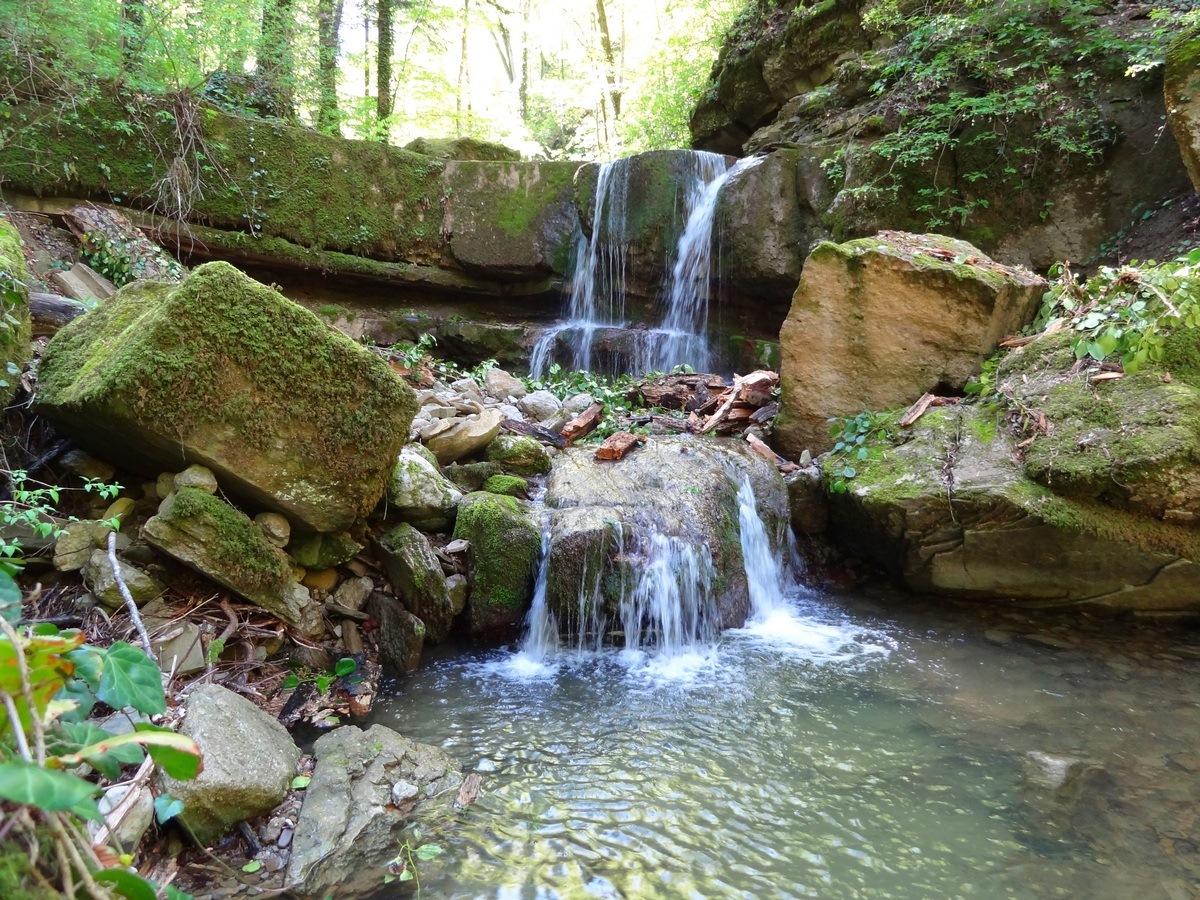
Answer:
424 408 503 466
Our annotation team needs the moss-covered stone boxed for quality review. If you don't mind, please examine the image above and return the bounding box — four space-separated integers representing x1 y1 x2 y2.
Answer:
451 491 540 639
1165 26 1200 193
442 461 502 493
144 488 322 635
377 523 455 643
36 262 417 532
287 532 363 570
0 219 33 407
385 445 463 532
404 136 522 161
485 434 552 477
482 474 528 497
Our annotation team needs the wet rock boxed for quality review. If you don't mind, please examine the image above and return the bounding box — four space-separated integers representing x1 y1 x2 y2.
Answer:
80 549 164 609
161 684 300 847
445 573 468 614
775 233 1046 455
442 461 502 493
377 524 455 643
519 390 563 424
452 491 541 638
59 449 115 483
36 262 417 532
486 434 552 477
784 466 828 535
284 723 463 899
367 593 426 672
287 531 363 570
255 512 292 548
424 409 504 466
144 488 323 636
385 445 463 531
482 367 527 401
1166 29 1200 193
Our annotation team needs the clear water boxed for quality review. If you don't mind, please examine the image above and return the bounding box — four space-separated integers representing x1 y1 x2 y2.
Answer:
373 591 1200 899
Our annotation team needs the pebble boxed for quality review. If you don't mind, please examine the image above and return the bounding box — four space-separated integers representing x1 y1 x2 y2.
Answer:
302 568 339 592
254 512 292 548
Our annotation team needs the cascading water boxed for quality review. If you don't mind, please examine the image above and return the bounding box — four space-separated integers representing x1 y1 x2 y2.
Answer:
517 520 558 663
619 532 718 654
736 475 790 621
531 152 762 378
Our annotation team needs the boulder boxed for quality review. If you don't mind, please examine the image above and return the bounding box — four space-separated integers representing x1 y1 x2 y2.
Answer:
286 531 363 570
80 550 164 609
35 262 417 533
254 512 291 548
366 593 426 672
143 488 323 637
376 524 456 643
54 520 97 572
405 135 521 161
545 436 787 634
161 683 300 847
826 404 1200 611
482 366 527 400
774 232 1046 456
452 492 541 638
486 433 552 476
0 220 33 407
518 389 563 425
424 408 503 465
285 724 464 899
1165 29 1200 193
385 445 463 531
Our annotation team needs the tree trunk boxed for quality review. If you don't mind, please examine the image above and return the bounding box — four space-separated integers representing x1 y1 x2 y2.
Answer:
519 0 530 120
456 0 471 135
377 0 394 125
258 0 297 119
594 0 620 119
316 0 344 133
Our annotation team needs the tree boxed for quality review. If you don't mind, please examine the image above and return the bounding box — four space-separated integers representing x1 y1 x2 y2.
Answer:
317 0 345 132
258 0 297 119
456 0 471 134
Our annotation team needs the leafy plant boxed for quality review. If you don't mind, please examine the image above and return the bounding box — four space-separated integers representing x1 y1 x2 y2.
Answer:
0 471 123 575
281 656 359 696
384 827 442 894
524 363 644 441
826 411 892 493
0 568 201 898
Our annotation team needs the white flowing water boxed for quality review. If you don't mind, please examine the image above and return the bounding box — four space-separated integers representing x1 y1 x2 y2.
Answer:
532 151 761 378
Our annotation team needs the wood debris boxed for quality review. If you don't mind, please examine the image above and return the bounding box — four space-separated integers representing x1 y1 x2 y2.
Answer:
699 370 780 435
594 430 644 461
454 773 483 809
745 433 799 473
561 402 604 443
899 392 960 427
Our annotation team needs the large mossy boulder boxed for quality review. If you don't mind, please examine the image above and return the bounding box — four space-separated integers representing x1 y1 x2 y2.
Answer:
1165 28 1200 194
161 684 300 847
774 232 1045 456
451 491 541 639
36 262 417 532
827 403 1200 611
0 220 33 408
144 488 323 636
285 724 463 899
545 436 787 635
376 524 456 643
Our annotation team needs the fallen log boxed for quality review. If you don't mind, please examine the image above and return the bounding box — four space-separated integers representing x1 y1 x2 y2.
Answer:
29 292 87 336
594 431 643 461
746 433 800 473
700 370 779 435
62 203 182 283
561 402 604 443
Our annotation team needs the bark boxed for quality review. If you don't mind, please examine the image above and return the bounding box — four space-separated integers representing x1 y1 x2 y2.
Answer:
594 0 621 119
377 0 395 123
456 0 472 134
316 0 345 133
561 403 604 443
258 0 297 119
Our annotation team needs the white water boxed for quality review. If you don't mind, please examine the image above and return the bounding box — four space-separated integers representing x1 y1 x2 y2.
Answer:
532 152 762 378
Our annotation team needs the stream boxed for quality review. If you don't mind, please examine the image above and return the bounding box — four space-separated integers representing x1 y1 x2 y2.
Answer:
373 588 1200 899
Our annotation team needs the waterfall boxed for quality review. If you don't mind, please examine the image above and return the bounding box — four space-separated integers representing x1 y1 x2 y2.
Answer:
619 532 718 655
736 475 791 622
531 152 761 379
517 499 558 662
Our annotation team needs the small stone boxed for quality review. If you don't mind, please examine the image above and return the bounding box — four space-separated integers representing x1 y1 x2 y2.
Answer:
302 568 339 593
156 472 177 499
483 368 526 401
174 464 218 494
391 781 419 804
54 520 97 572
332 575 373 612
60 450 115 483
562 392 595 417
255 512 292 548
444 539 469 554
287 532 363 570
277 826 293 849
446 574 468 615
90 783 154 850
799 449 812 467
519 390 562 423
93 529 131 552
81 550 165 609
149 620 206 676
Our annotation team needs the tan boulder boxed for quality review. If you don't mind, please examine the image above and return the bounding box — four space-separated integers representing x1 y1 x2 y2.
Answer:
1165 29 1200 193
773 232 1045 456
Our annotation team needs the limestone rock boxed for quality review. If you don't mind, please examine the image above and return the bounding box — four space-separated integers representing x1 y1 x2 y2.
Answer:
377 524 456 643
486 434 552 477
385 445 463 531
452 492 541 638
255 512 291 548
174 464 217 494
35 262 417 532
785 467 828 535
80 550 164 609
1166 29 1200 193
286 531 363 570
518 389 563 425
545 436 787 633
284 724 463 899
161 683 300 847
143 488 323 636
482 367 527 401
331 575 373 613
445 573 468 614
775 233 1046 455
424 408 503 466
367 593 426 672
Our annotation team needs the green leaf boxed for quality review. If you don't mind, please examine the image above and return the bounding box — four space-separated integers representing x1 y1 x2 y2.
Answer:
93 868 158 900
154 792 185 823
55 726 201 781
164 887 194 900
242 860 262 873
282 673 300 690
414 844 442 860
291 775 311 789
334 658 357 677
398 869 414 882
0 570 21 624
64 646 104 688
97 642 166 715
0 761 99 812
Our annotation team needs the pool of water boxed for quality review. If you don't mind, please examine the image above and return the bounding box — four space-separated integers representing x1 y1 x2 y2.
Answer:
372 589 1200 899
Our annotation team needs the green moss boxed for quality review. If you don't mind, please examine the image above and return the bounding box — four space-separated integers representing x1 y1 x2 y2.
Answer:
1161 328 1200 386
287 531 362 569
0 830 59 899
491 162 578 238
486 434 552 476
0 219 33 406
170 487 291 591
443 461 501 492
483 474 528 496
452 491 539 615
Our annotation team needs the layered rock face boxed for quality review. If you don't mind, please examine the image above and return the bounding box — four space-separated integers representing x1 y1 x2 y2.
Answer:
774 232 1046 455
35 261 417 533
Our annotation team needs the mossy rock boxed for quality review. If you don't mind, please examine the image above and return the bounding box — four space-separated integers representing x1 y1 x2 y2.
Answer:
825 404 1200 610
485 434 552 477
385 445 463 532
36 262 417 532
287 531 363 570
144 488 323 635
451 491 541 639
482 474 528 497
404 136 522 161
0 219 33 407
377 523 455 643
443 461 502 493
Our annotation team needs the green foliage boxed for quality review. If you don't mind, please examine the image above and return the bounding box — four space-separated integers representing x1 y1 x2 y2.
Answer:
282 656 359 698
80 232 185 289
1031 248 1200 373
384 826 443 893
0 470 124 572
826 411 894 493
524 363 643 441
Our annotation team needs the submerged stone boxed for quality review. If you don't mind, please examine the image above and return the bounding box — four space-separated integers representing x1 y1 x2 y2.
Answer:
36 262 417 532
